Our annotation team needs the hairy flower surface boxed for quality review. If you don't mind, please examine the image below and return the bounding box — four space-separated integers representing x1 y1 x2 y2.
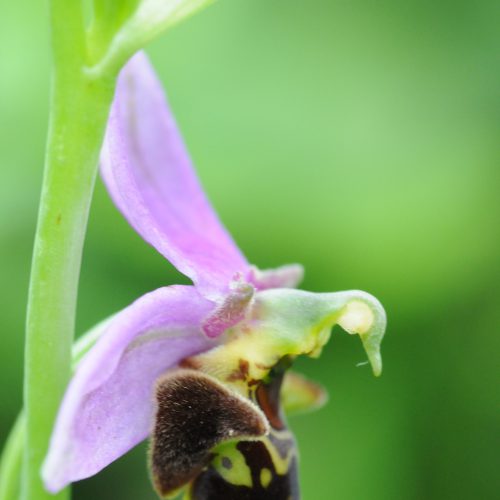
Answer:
42 53 386 497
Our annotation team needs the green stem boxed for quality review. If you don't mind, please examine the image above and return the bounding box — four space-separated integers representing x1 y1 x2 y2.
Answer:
21 2 116 499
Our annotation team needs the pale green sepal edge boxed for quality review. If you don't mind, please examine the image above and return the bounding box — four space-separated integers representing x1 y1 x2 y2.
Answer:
321 290 387 377
334 291 386 376
253 289 387 377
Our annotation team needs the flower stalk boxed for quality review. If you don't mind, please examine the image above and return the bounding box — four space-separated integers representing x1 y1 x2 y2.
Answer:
22 2 115 499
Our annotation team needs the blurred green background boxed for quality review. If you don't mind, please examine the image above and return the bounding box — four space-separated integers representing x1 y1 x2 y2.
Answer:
1 0 499 498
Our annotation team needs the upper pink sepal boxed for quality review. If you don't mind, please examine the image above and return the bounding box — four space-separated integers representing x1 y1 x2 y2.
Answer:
100 52 249 300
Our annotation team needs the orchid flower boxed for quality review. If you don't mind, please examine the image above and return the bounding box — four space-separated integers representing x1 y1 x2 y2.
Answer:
42 52 386 499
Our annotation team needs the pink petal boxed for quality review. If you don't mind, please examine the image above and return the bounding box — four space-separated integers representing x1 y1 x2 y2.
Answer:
101 52 249 299
202 278 255 338
247 263 304 290
42 286 216 493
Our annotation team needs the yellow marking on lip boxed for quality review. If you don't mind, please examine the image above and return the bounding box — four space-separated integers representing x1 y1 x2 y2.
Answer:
212 443 253 488
260 468 272 488
261 432 296 476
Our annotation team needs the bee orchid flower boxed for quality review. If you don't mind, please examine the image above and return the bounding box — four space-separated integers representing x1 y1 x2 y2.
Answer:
42 52 386 499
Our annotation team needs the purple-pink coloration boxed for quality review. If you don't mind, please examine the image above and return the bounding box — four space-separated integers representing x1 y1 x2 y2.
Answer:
100 54 248 300
201 278 255 338
247 264 304 290
43 287 214 490
42 53 302 493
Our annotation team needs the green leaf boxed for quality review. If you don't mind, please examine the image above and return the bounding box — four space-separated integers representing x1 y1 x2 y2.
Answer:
88 0 216 77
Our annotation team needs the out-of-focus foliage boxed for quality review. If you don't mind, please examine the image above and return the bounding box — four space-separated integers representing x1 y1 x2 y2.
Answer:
1 0 498 498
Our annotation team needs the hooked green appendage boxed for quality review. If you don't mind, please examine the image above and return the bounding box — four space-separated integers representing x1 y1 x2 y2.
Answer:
149 289 386 499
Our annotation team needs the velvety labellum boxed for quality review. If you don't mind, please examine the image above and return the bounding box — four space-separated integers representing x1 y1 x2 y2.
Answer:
151 358 301 499
150 370 268 497
188 364 300 500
